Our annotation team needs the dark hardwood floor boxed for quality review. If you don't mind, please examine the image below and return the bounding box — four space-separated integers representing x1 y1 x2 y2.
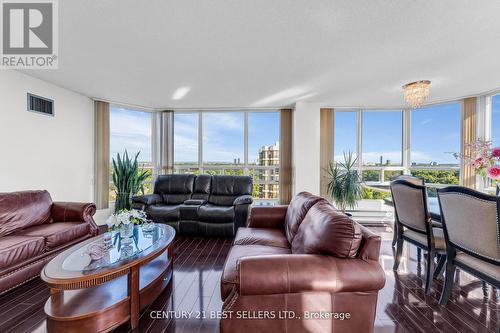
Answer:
0 227 498 333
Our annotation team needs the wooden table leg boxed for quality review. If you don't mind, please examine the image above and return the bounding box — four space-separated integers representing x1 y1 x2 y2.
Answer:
129 266 140 329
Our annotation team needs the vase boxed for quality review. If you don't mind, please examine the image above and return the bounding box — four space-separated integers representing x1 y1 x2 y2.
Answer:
119 223 133 239
115 192 132 213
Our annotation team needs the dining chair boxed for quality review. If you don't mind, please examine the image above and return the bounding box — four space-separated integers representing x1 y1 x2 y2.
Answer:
391 175 425 247
437 186 500 305
391 179 447 294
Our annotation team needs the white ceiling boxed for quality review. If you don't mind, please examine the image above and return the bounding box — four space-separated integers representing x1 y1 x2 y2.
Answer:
22 0 500 109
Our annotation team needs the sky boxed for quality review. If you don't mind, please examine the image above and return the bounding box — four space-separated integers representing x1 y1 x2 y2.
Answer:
334 102 462 166
110 108 279 164
111 99 495 166
110 107 152 162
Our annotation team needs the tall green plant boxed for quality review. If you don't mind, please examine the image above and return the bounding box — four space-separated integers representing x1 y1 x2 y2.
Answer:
112 151 149 212
326 151 362 212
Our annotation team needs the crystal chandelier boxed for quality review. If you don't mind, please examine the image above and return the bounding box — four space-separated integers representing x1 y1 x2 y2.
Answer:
402 80 431 109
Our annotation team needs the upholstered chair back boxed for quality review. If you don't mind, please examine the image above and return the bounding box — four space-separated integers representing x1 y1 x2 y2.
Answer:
438 187 500 263
395 175 425 186
390 180 429 233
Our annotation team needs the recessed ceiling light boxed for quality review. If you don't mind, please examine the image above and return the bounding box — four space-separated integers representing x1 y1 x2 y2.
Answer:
172 86 190 100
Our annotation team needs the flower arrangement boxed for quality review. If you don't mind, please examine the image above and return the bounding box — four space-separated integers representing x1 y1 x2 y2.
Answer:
105 209 148 231
453 139 500 179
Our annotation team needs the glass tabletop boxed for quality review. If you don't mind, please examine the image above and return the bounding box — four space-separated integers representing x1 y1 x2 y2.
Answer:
428 197 440 216
62 224 165 272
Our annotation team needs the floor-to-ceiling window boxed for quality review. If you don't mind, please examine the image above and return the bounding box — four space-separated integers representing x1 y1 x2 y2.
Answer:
333 111 358 162
248 112 280 200
173 113 199 174
202 112 245 175
109 106 153 200
491 94 500 147
173 110 280 203
333 102 462 208
362 110 404 183
410 102 461 185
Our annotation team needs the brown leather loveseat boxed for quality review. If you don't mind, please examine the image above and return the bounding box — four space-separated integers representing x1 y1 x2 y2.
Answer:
0 190 98 294
220 192 385 333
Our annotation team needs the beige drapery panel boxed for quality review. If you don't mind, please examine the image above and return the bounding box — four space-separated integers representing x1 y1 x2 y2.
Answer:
320 108 334 199
461 97 477 188
152 110 174 178
279 109 293 204
94 101 110 209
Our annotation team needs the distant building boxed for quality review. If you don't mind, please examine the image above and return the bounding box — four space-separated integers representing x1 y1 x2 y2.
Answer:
257 142 279 199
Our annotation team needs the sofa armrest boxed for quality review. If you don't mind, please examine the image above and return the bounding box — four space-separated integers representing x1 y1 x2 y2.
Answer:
51 202 98 235
132 193 163 206
233 195 253 206
184 199 206 205
246 205 288 229
357 225 381 261
238 254 385 296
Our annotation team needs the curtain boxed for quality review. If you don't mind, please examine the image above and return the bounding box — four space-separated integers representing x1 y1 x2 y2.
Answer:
320 108 334 199
94 101 110 209
152 110 174 178
461 97 477 188
279 109 293 204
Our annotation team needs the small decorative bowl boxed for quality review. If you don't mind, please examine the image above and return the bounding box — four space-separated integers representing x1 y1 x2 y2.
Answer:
84 243 107 261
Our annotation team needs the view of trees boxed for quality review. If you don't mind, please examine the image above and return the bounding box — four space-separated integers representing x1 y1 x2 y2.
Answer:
410 169 459 185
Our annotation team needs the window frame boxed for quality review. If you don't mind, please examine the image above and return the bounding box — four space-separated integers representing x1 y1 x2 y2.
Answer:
333 101 463 186
173 110 281 203
109 104 155 199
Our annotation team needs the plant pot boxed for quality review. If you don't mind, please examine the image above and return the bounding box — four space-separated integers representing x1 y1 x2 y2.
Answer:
119 223 133 239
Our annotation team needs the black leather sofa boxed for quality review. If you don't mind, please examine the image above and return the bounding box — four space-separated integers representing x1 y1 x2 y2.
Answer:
132 174 253 237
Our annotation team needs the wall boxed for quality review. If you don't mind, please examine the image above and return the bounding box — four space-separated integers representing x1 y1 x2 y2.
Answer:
0 70 94 201
292 102 321 195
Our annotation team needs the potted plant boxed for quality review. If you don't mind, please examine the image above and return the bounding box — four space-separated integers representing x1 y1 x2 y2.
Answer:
112 151 150 212
326 151 362 213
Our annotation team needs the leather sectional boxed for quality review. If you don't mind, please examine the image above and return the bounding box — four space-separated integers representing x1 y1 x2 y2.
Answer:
220 192 385 333
0 190 98 294
132 174 253 237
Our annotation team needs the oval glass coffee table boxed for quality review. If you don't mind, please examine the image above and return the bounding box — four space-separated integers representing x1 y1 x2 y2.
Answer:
41 224 175 333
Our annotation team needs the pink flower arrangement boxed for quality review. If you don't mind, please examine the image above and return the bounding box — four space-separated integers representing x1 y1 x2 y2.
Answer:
488 166 500 180
492 147 500 158
454 140 500 179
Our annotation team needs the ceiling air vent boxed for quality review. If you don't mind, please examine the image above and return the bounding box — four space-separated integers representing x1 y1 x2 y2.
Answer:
27 93 54 116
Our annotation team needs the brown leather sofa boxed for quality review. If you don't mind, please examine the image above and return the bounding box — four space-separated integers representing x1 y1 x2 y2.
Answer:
220 192 385 333
0 190 98 294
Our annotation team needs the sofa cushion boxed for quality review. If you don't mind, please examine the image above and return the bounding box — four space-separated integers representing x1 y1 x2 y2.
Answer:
234 227 290 248
0 235 45 270
192 175 212 201
17 222 89 250
292 201 362 258
221 244 291 300
146 204 181 223
284 192 326 244
198 204 234 223
0 190 53 237
208 176 252 206
154 174 195 204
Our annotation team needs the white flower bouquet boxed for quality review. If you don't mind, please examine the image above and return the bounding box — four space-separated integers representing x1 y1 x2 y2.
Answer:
105 209 148 232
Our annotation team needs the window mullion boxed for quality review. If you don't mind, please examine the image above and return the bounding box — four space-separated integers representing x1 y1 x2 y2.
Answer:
198 111 203 174
244 111 249 176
